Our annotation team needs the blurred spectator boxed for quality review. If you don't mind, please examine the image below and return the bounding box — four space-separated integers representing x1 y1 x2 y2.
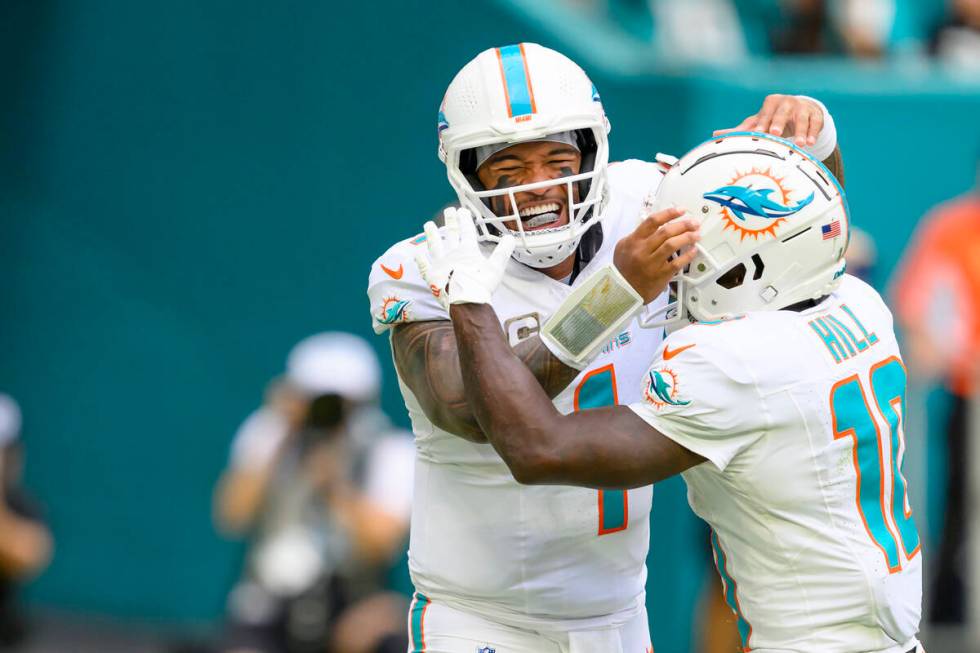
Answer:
567 0 927 60
0 393 53 648
833 0 901 57
844 226 878 284
891 153 980 624
766 0 919 58
213 333 414 653
768 0 830 54
928 0 980 70
650 0 749 64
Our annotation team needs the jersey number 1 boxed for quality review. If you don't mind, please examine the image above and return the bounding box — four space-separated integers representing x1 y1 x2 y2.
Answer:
575 365 629 536
829 355 920 572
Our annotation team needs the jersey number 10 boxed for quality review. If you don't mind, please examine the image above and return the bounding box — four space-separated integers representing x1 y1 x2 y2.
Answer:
830 355 920 572
575 364 629 536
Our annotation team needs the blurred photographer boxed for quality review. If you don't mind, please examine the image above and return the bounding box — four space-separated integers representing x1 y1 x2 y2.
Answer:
0 393 53 648
214 333 414 653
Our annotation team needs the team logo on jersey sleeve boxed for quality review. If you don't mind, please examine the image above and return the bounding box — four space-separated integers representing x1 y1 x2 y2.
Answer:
643 367 690 410
476 647 495 653
377 296 410 325
703 167 814 241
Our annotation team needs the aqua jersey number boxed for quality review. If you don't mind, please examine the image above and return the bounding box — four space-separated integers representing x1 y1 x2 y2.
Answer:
830 356 920 571
574 364 628 535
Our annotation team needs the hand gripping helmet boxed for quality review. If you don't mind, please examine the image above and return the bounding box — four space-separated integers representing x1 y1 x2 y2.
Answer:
438 43 611 268
645 132 849 327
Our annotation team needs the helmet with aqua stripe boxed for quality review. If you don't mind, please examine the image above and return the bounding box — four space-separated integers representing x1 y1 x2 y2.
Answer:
641 132 849 328
438 43 610 269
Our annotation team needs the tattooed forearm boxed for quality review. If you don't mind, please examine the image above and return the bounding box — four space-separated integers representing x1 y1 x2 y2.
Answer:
392 321 485 442
512 335 581 398
391 320 580 442
821 144 845 189
450 303 705 487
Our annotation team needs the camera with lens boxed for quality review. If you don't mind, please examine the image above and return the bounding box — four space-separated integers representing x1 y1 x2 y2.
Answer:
298 393 347 447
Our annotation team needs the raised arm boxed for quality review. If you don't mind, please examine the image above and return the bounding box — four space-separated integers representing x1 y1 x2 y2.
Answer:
408 207 705 482
713 94 845 186
449 302 705 487
391 321 579 443
399 205 700 443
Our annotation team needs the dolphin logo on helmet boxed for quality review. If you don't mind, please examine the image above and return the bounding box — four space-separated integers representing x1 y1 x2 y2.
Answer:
639 132 848 330
703 186 815 222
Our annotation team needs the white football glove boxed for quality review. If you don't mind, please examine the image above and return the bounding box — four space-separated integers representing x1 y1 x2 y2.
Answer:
414 207 515 308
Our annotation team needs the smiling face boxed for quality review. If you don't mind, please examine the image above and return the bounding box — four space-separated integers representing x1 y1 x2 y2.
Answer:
475 140 582 233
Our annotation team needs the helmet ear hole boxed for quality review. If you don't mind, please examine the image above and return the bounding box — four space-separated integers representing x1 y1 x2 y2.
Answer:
716 263 747 289
460 147 498 223
460 148 482 189
574 128 598 171
751 254 765 281
574 128 598 199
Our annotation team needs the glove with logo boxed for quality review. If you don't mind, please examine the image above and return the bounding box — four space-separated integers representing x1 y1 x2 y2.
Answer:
415 207 515 308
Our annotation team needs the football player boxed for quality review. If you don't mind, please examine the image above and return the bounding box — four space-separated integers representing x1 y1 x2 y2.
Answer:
426 132 923 653
368 43 842 652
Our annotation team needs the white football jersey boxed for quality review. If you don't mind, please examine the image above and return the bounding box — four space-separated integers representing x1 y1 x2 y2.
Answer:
630 274 922 652
367 160 668 630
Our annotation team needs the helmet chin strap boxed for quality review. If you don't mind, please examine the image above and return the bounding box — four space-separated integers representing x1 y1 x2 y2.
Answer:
780 295 829 312
509 202 603 274
511 233 582 269
570 214 603 282
466 179 590 269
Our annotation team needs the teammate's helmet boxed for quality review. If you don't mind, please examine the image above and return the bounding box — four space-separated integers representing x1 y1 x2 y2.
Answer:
438 43 610 268
645 132 849 326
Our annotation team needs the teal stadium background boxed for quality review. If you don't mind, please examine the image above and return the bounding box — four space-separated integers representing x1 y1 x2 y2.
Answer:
1 1 979 650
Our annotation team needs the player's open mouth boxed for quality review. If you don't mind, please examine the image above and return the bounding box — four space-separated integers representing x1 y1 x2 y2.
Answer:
518 202 564 230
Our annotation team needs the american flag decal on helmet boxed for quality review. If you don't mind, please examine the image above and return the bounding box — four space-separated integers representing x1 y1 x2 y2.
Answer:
821 220 841 240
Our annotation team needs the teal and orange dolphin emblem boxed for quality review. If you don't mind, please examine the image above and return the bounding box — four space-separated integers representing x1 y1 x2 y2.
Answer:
704 185 814 222
648 369 690 407
379 298 410 325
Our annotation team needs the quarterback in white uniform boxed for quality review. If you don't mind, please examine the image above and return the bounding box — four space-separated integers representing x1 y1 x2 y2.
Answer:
369 163 667 649
369 41 842 652
431 132 923 653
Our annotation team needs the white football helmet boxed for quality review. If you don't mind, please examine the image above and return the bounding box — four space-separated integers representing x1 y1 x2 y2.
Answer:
644 132 849 327
438 43 611 268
